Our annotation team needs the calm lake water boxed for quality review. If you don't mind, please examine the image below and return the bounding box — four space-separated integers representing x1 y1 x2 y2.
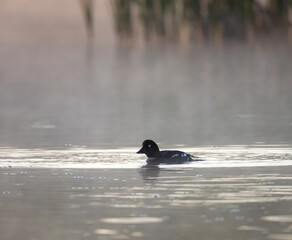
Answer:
1 146 292 240
1 164 292 240
0 0 292 239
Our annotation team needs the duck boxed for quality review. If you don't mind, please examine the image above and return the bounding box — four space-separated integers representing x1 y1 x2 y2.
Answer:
137 139 201 164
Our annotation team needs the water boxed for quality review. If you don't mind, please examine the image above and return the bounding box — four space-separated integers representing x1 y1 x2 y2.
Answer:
1 146 292 239
0 145 292 168
1 0 292 239
1 165 292 240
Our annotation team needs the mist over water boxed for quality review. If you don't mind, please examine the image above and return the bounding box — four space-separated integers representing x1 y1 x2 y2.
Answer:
0 0 291 149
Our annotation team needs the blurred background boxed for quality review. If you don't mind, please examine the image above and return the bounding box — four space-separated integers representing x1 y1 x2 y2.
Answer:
0 0 292 149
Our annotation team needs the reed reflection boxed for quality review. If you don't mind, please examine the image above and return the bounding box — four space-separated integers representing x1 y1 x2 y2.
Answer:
108 0 292 45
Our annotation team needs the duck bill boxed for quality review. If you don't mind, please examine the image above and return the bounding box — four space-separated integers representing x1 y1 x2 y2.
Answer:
137 147 146 154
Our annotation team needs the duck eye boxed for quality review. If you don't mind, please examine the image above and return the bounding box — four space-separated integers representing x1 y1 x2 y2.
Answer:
148 144 151 148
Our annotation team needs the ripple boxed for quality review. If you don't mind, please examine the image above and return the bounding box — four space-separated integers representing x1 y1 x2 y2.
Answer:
100 217 164 224
94 229 118 235
262 215 292 223
268 234 292 240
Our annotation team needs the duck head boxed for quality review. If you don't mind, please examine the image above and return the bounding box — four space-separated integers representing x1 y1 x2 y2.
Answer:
137 139 160 158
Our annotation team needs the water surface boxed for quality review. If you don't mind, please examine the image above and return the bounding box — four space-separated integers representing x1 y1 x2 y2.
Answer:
1 145 292 239
1 161 292 240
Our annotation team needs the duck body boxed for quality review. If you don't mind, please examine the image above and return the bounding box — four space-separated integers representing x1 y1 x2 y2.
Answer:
137 140 200 164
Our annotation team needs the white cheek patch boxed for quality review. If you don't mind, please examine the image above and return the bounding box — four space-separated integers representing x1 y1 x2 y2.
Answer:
148 144 151 148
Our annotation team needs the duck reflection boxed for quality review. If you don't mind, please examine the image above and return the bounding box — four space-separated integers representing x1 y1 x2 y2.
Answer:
139 164 160 182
